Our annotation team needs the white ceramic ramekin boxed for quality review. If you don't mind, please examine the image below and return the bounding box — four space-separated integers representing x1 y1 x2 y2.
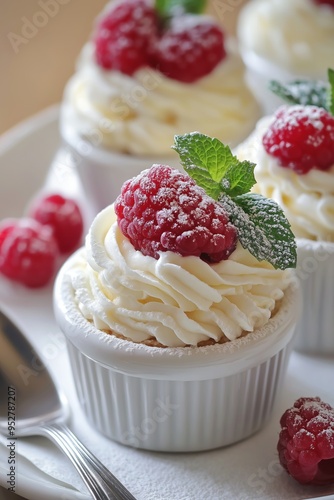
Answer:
292 239 334 355
53 252 300 452
58 117 182 220
238 49 324 115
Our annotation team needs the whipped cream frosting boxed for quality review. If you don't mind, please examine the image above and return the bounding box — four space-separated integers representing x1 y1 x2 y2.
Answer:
235 116 334 241
67 205 291 348
61 41 260 156
238 0 334 78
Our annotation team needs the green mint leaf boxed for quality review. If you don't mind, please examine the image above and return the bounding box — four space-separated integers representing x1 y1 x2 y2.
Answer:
155 0 206 17
174 132 233 182
173 132 255 199
181 167 222 200
219 193 297 270
269 79 329 110
173 132 296 270
327 68 334 116
223 160 256 198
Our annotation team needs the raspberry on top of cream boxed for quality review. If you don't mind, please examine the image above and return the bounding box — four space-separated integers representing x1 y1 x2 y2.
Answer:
67 133 296 348
60 0 260 155
235 76 334 242
238 0 334 79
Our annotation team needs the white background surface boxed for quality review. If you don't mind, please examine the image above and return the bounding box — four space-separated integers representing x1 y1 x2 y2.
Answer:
0 108 333 500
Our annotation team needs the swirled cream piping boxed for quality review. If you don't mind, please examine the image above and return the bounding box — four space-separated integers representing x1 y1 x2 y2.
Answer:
67 205 291 348
238 0 334 78
60 41 260 156
235 116 334 242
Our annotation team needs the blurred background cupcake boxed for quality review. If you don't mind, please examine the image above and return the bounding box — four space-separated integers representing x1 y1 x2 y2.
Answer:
237 0 334 113
55 0 261 219
235 92 334 355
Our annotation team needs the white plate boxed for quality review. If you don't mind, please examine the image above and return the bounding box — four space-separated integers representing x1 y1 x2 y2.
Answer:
0 108 334 500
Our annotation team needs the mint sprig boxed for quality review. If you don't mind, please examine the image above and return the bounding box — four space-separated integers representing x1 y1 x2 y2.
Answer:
174 133 256 200
328 68 334 115
268 79 329 110
173 133 297 270
269 68 334 115
155 0 207 17
223 160 256 198
220 194 297 271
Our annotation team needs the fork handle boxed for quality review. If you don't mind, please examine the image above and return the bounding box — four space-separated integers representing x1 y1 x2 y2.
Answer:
38 423 136 500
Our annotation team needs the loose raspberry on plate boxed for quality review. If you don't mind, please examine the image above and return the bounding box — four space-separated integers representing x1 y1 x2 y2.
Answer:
0 218 58 288
150 15 226 83
28 193 84 254
278 397 334 485
114 164 238 262
262 105 334 175
94 0 158 74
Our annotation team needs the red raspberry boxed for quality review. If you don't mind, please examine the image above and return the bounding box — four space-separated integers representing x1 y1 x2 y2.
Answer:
150 15 226 83
313 0 334 6
114 165 238 262
277 397 334 485
94 0 158 74
0 218 58 288
262 105 334 175
28 193 84 254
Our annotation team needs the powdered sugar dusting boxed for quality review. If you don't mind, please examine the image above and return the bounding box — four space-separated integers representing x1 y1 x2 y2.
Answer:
150 14 225 83
219 193 296 270
94 0 157 74
114 164 238 262
279 395 334 483
263 105 334 174
267 105 326 136
270 79 330 108
288 81 327 106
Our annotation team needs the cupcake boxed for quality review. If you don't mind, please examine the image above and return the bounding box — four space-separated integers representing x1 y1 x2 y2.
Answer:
237 0 334 113
57 0 260 217
53 132 299 452
235 86 334 354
